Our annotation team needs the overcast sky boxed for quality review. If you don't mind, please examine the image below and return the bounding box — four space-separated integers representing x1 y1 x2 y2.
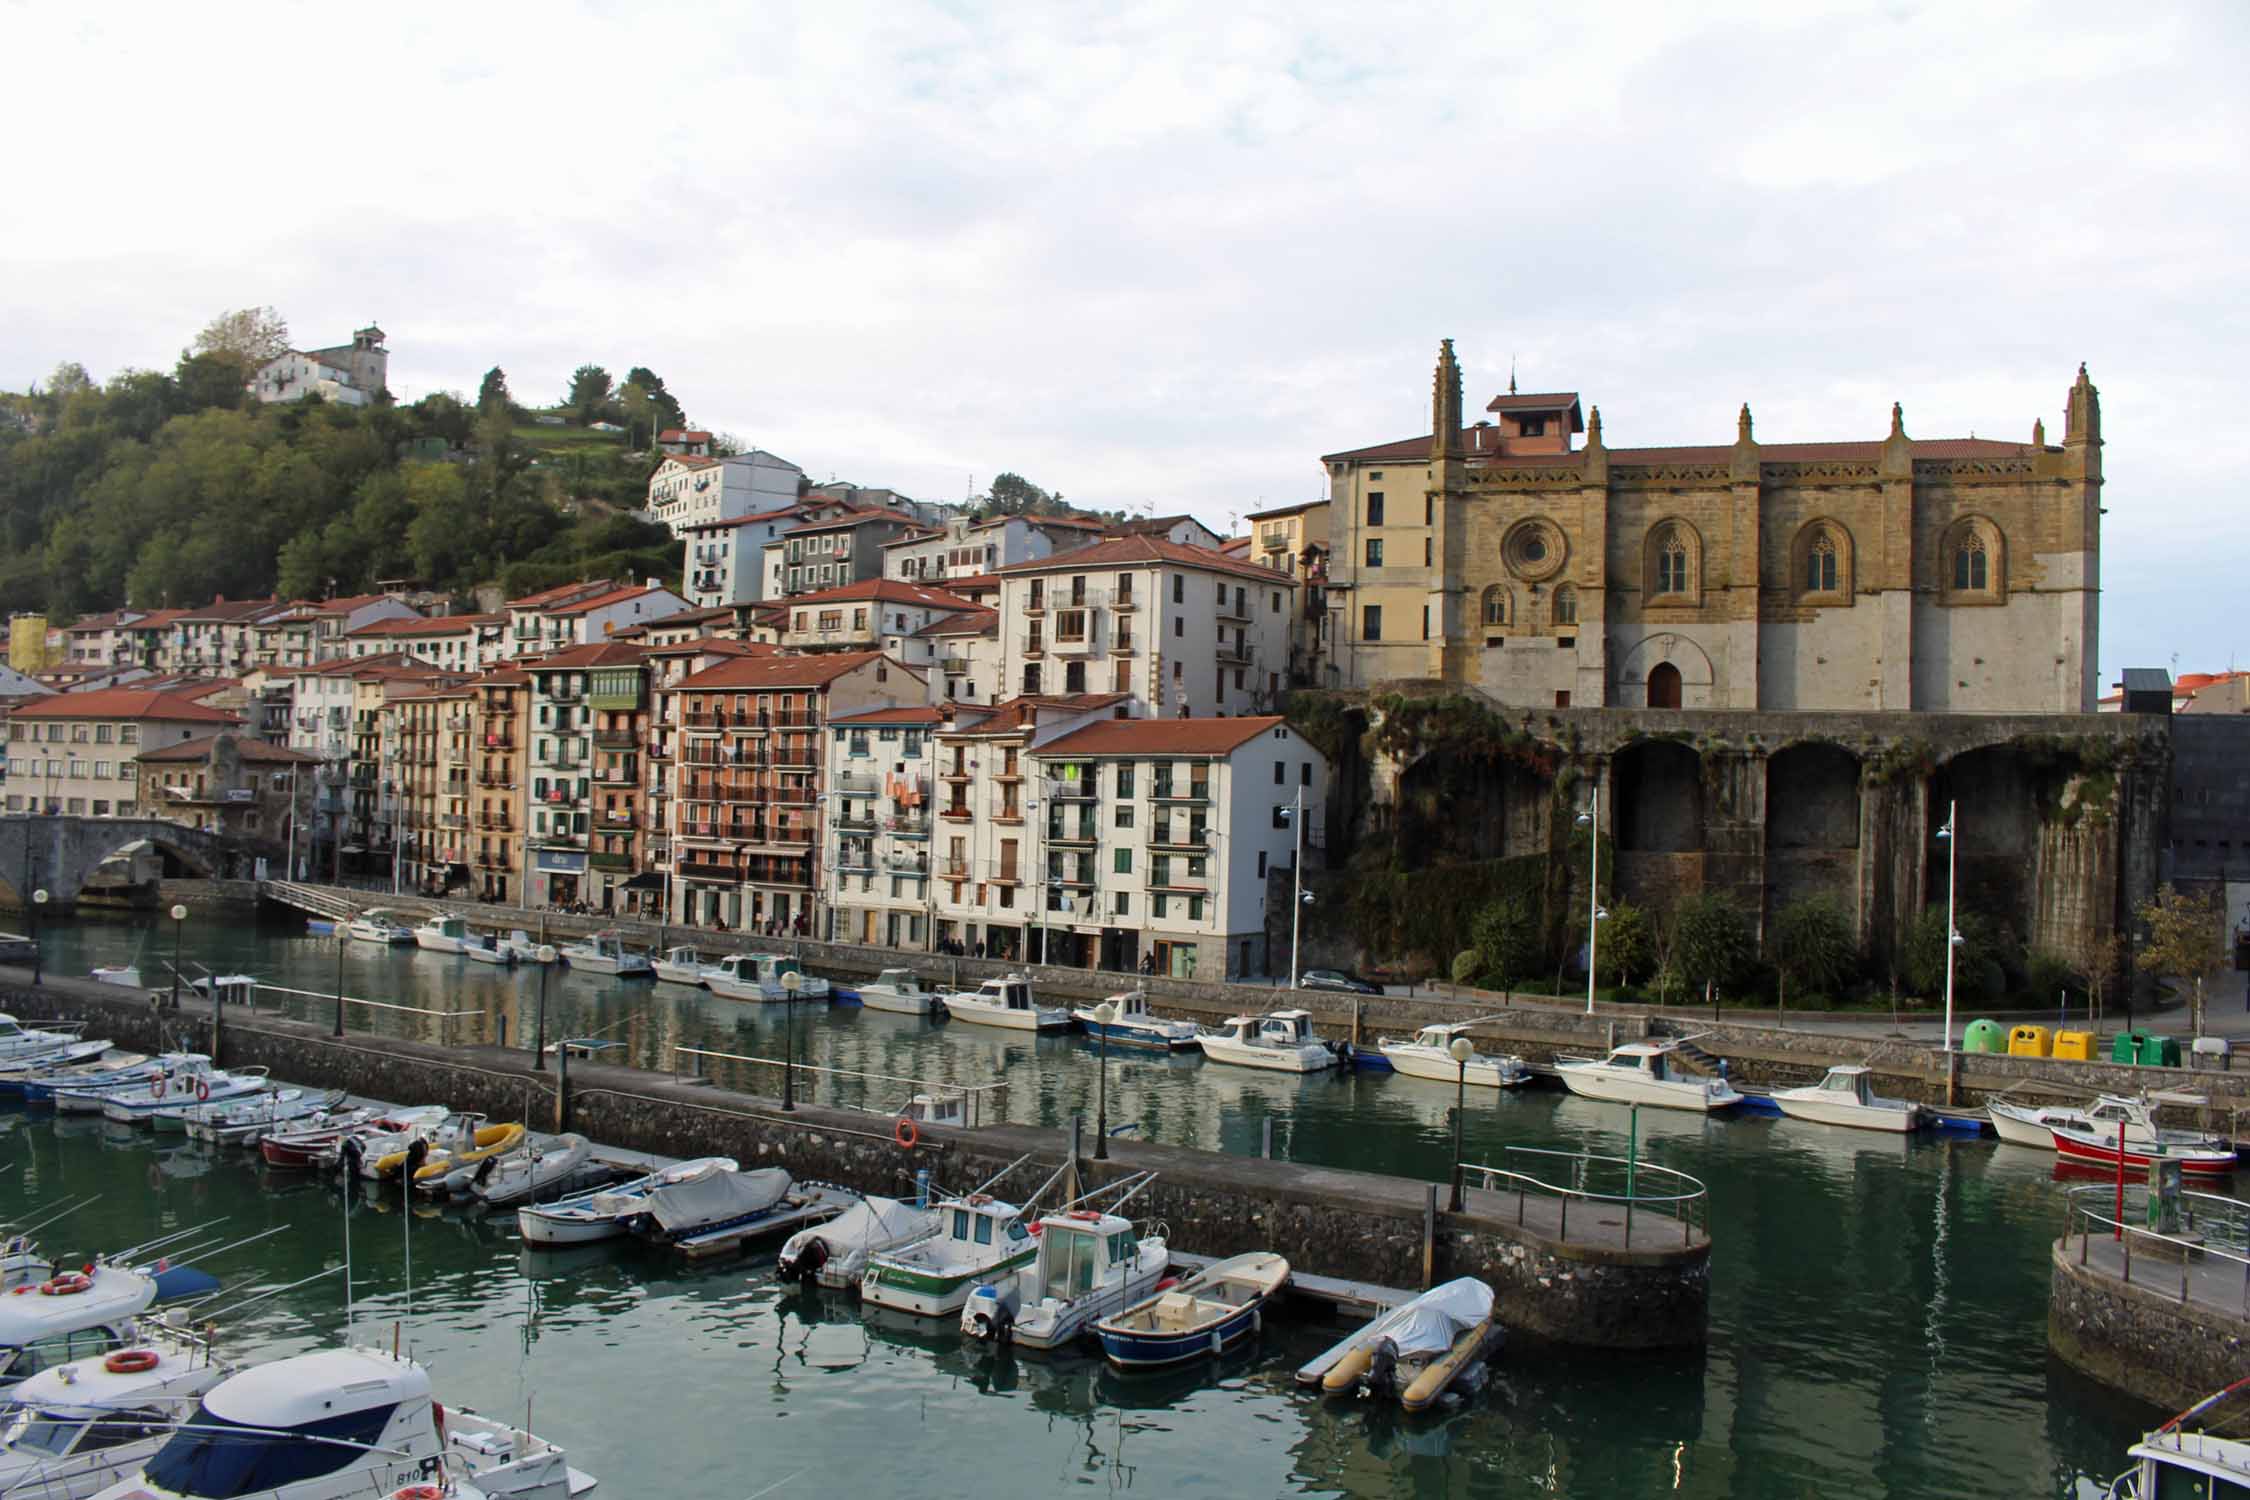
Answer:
5 0 2243 678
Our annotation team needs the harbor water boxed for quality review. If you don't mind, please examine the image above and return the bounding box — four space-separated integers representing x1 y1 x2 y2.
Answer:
5 910 2164 1497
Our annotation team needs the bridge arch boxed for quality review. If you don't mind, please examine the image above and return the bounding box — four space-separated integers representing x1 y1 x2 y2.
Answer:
0 817 240 909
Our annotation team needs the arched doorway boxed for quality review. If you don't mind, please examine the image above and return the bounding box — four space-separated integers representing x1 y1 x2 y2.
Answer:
1647 661 1682 709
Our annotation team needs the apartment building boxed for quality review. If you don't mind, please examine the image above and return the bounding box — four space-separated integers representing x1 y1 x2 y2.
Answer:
776 580 982 657
1243 498 1334 687
61 611 145 674
3 688 244 817
662 652 924 933
882 514 1104 584
543 583 693 649
993 536 1295 717
469 670 530 905
168 598 280 674
344 613 507 671
640 638 773 911
645 448 801 532
393 684 473 895
503 580 616 658
521 643 649 910
345 663 454 879
821 705 947 947
767 510 919 598
916 609 1003 706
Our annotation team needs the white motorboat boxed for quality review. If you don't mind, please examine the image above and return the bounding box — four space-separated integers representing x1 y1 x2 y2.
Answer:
1989 1091 2238 1174
500 930 551 963
1303 1276 1501 1411
863 1188 1043 1318
942 975 1069 1032
107 1347 597 1500
624 1166 836 1252
706 952 830 1003
100 1064 271 1127
0 1040 118 1092
652 946 719 986
462 930 514 965
516 1157 738 1246
0 1015 88 1064
1378 1021 1531 1087
1093 1251 1291 1369
344 908 417 944
0 1264 161 1389
856 967 946 1018
558 931 653 977
1987 1098 2088 1150
962 1180 1168 1351
170 1087 337 1143
776 1194 943 1291
1197 1010 1337 1073
1554 1041 1744 1114
1773 1065 1922 1133
467 1133 598 1208
89 966 146 989
413 913 470 954
258 1104 438 1170
35 1054 185 1112
2106 1383 2250 1500
1075 989 1199 1051
0 1339 229 1498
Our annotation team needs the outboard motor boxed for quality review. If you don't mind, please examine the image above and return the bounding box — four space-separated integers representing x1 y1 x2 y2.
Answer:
403 1137 430 1189
338 1133 365 1180
1363 1337 1401 1400
473 1154 500 1189
962 1282 1017 1344
777 1235 828 1287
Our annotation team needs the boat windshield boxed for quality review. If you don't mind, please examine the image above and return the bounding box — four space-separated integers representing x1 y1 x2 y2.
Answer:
141 1400 399 1498
1038 1227 1104 1301
4 1403 170 1456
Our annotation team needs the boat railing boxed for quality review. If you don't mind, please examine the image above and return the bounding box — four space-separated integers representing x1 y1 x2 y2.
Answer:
2065 1183 2250 1312
670 1045 1007 1126
1461 1146 1709 1250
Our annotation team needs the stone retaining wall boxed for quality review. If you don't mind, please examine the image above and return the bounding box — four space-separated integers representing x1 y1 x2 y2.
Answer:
0 968 1709 1351
2048 1240 2250 1411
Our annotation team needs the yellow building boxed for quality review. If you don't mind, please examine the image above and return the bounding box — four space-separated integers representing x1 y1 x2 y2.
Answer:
7 615 51 675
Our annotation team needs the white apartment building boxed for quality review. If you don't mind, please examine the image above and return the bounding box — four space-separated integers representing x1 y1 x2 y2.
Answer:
993 536 1296 717
61 611 146 672
344 613 507 671
766 510 919 598
542 584 692 648
777 580 981 657
914 609 1003 706
682 512 798 608
645 449 802 533
4 688 244 817
821 705 947 947
168 598 280 674
883 514 1104 584
503 580 616 657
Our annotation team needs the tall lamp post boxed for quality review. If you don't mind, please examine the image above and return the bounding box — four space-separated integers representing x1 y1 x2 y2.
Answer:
1577 784 1607 1015
1935 800 1961 1052
531 945 557 1070
1092 998 1117 1160
1279 789 1307 990
780 967 802 1111
1446 1035 1474 1211
168 903 188 1011
333 930 347 1037
29 890 48 986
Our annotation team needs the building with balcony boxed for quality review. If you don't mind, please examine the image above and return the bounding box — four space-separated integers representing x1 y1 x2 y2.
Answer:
774 579 982 661
4 688 244 819
135 732 318 854
994 536 1295 717
346 662 458 879
1242 498 1333 686
503 580 617 659
540 582 692 650
820 705 946 947
645 448 801 534
344 612 508 671
766 509 920 598
390 683 474 895
882 513 1105 585
469 669 530 905
167 598 281 675
660 650 925 933
521 642 651 912
914 608 1003 707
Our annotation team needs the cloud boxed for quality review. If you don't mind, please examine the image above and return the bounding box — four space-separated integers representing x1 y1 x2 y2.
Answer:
2 0 2242 675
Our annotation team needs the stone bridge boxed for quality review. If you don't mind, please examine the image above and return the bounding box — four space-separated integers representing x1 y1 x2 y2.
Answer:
0 816 246 910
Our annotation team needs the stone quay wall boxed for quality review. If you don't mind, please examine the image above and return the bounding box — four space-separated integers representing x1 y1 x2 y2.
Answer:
2048 1240 2250 1411
0 968 1709 1351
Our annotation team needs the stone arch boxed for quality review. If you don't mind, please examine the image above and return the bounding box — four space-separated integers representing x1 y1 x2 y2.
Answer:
1642 517 1703 606
1938 514 2006 604
0 816 230 909
1926 744 2042 946
1613 633 1714 707
1764 742 1863 926
1614 740 1703 855
1791 518 1854 604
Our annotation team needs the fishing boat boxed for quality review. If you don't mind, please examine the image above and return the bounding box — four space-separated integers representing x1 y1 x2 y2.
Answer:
1306 1277 1501 1411
413 913 470 954
181 1089 351 1147
1196 1010 1337 1073
962 1176 1168 1351
100 1064 271 1127
466 1133 601 1208
1988 1098 2094 1149
344 908 417 944
500 930 551 963
856 967 946 1018
164 1087 307 1140
257 1104 431 1170
0 1339 230 1498
0 1015 89 1064
462 930 514 965
558 931 653 977
1772 1065 1923 1133
1092 1251 1290 1369
0 1265 163 1389
32 1054 184 1112
652 946 720 986
776 1194 943 1290
0 1041 124 1096
89 966 146 989
1377 1021 1531 1087
1074 990 1199 1052
942 975 1069 1032
2104 1380 2250 1499
706 952 831 1002
1554 1041 1744 1114
624 1166 835 1251
2050 1097 2238 1176
862 1159 1055 1317
516 1157 738 1246
110 1347 598 1500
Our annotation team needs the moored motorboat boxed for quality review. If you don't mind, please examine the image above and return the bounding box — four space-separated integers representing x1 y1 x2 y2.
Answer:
558 931 653 977
1093 1251 1290 1369
1310 1276 1501 1411
2105 1381 2250 1499
467 1133 600 1208
413 913 470 954
0 1041 126 1096
257 1104 426 1169
625 1166 837 1252
962 1177 1167 1351
1988 1098 2094 1149
0 1338 230 1497
653 946 719 986
516 1157 738 1246
1772 1065 1922 1133
462 930 514 965
1196 1010 1337 1073
2051 1099 2237 1176
1554 1041 1743 1114
345 908 418 944
381 1114 525 1188
0 1264 164 1389
89 966 145 989
174 1088 345 1145
1377 1021 1530 1087
0 1015 90 1064
706 952 830 1002
856 967 946 1018
1075 990 1199 1052
500 930 551 963
863 1159 1056 1317
942 975 1069 1031
34 1054 188 1113
331 1105 455 1178
776 1194 943 1291
100 1064 271 1127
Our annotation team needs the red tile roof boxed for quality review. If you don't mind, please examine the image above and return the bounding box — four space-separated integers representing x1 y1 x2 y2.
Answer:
123 608 193 631
507 579 615 609
828 705 949 726
939 693 1129 737
64 611 141 634
779 579 982 612
674 651 915 692
346 613 502 638
660 429 712 443
995 534 1297 586
11 688 243 723
547 584 677 618
309 592 404 615
642 637 775 660
136 732 319 765
172 597 279 623
1037 714 1286 756
914 608 997 639
524 641 648 669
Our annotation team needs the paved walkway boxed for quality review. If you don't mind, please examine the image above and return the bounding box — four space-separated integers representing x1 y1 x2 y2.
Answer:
2068 1230 2250 1321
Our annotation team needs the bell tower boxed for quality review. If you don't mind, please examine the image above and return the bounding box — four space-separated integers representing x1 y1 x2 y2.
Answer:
1428 340 1467 678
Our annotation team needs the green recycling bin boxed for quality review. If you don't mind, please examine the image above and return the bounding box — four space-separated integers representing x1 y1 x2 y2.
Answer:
2111 1031 2149 1065
1961 1019 2007 1053
2137 1034 2182 1068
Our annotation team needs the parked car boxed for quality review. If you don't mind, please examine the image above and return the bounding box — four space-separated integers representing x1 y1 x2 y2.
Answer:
1299 968 1382 995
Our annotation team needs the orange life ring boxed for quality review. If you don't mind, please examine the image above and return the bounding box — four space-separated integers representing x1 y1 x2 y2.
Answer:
104 1349 159 1374
1067 1209 1101 1222
152 1076 167 1099
894 1116 920 1150
966 1193 992 1206
40 1273 92 1296
196 1079 211 1103
392 1487 444 1500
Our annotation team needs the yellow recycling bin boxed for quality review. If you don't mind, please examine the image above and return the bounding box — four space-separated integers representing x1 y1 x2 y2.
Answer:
2051 1029 2095 1061
2007 1024 2051 1058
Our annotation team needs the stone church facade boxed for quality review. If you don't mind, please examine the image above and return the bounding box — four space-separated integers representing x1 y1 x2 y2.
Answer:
1320 341 2103 714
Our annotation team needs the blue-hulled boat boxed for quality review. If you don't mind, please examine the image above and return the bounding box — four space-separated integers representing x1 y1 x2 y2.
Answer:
1093 1251 1290 1369
0 1040 119 1097
24 1053 184 1110
1073 989 1199 1052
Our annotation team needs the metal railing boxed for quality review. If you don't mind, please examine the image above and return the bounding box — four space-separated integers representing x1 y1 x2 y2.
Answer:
250 982 485 1047
1462 1146 1709 1249
2066 1183 2250 1312
669 1044 1006 1125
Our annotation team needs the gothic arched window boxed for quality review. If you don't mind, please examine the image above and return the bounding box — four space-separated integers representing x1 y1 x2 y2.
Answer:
1481 585 1512 627
1940 516 2005 604
1552 584 1578 627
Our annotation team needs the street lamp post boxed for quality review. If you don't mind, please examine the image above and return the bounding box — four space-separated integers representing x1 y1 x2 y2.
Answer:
1576 784 1607 1015
1936 800 1961 1053
333 931 346 1036
781 967 803 1111
1447 1035 1474 1211
532 945 557 1070
29 890 48 986
1279 789 1307 991
1093 998 1117 1160
169 903 188 1011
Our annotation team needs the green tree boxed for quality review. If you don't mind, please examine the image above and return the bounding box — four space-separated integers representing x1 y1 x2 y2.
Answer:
2137 883 2224 1037
193 306 290 368
1902 905 2000 1003
565 365 613 425
1770 895 1858 1009
1671 892 1753 1000
44 361 97 400
477 367 511 412
1595 901 1654 987
1471 894 1540 994
986 472 1049 516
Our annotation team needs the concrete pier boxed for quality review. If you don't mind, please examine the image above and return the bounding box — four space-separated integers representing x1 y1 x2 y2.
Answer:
2049 1231 2250 1411
0 966 1711 1351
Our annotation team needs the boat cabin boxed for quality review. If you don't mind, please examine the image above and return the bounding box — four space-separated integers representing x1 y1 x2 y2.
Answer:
899 1092 967 1128
1815 1065 1876 1105
874 968 933 994
972 978 1039 1013
662 946 708 967
0 1269 158 1388
944 1197 1031 1255
1607 1043 1675 1080
138 1350 438 1497
1030 1212 1140 1302
1222 1010 1317 1047
419 915 468 940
